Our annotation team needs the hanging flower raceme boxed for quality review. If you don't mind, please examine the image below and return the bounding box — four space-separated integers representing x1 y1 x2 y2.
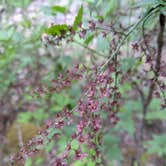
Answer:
12 61 121 165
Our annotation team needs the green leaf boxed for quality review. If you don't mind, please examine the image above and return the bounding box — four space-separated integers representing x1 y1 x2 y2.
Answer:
160 6 166 16
149 98 162 110
89 148 96 156
51 92 70 107
135 0 159 7
72 5 83 31
115 101 142 135
145 134 166 156
58 56 72 66
8 0 31 8
84 33 94 45
120 57 137 72
0 27 14 41
45 141 55 153
21 19 31 28
17 112 33 123
58 137 68 153
73 161 85 166
35 157 44 165
145 109 166 120
43 6 67 15
103 134 121 160
45 24 69 36
96 36 109 52
104 0 118 17
25 157 32 166
51 6 67 14
71 140 79 150
47 128 61 140
116 115 135 135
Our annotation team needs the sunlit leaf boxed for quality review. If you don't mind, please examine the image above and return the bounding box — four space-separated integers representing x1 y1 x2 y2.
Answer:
25 157 32 166
43 5 67 15
72 6 83 31
45 24 69 36
51 6 67 14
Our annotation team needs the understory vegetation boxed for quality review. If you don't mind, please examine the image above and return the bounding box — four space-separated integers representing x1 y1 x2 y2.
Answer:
0 0 166 166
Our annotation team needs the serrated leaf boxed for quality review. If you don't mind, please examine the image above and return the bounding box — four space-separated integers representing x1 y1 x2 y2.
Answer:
45 24 69 36
84 34 94 45
73 6 83 31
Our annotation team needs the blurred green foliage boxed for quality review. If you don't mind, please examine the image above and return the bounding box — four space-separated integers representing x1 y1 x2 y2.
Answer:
0 0 166 165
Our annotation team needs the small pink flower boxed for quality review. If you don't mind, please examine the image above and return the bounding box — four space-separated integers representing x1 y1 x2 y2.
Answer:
87 100 98 112
76 120 84 133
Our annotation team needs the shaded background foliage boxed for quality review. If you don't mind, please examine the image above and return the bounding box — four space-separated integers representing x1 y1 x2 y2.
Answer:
0 0 166 166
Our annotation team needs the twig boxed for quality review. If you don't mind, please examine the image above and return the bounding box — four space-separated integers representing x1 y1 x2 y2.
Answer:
132 81 145 105
143 13 165 115
95 26 126 36
99 5 160 72
73 39 105 58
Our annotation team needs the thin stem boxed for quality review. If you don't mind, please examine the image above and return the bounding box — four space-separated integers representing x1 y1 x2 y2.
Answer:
99 5 160 72
95 26 126 36
132 81 145 105
73 39 105 58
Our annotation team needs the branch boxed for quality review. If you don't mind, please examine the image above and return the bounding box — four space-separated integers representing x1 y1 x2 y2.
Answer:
99 5 160 72
132 81 145 105
143 13 165 115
